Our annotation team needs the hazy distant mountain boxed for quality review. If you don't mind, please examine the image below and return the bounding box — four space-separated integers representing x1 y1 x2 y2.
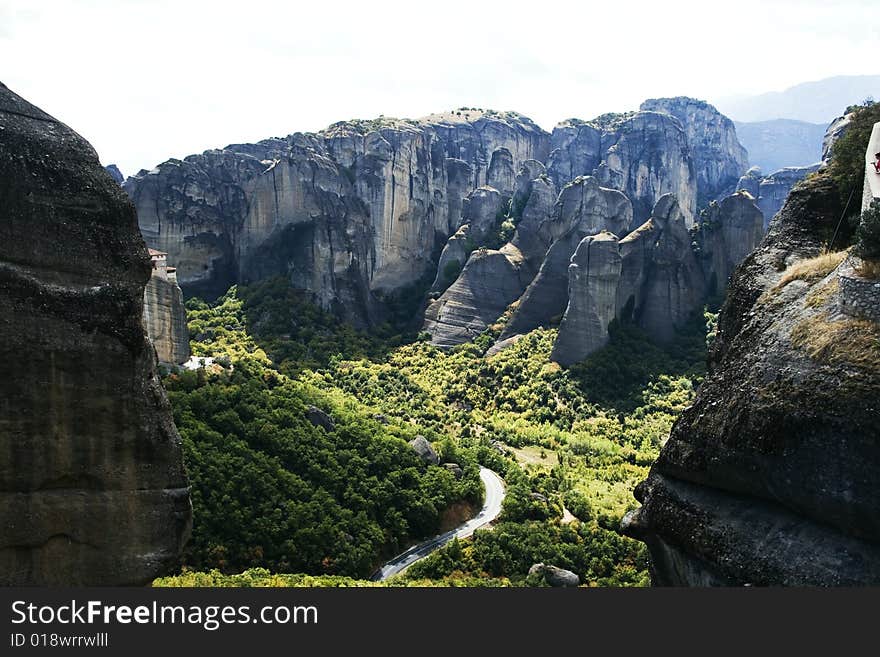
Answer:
734 119 826 171
716 75 879 123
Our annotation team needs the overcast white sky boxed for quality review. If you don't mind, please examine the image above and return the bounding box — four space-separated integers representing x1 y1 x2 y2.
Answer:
0 0 874 175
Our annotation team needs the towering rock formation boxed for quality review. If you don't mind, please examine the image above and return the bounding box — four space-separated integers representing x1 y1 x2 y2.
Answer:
551 195 704 366
126 98 751 343
623 172 880 585
550 232 622 363
641 97 748 206
125 109 549 325
143 250 191 365
0 82 191 585
550 190 765 367
547 111 698 226
424 174 631 347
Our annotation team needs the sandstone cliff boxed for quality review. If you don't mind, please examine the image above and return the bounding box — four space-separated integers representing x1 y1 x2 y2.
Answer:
126 99 751 340
0 82 191 585
125 109 549 325
623 172 880 585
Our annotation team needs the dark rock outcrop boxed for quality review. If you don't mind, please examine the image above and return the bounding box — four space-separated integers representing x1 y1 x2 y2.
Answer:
105 163 124 184
623 172 880 585
0 82 191 585
306 405 335 431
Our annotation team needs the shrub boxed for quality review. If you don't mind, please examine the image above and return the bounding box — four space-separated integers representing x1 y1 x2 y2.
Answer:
829 101 880 205
855 200 880 263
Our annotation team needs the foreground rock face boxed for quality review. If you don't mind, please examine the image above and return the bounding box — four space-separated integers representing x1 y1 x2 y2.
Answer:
623 173 880 585
0 82 191 585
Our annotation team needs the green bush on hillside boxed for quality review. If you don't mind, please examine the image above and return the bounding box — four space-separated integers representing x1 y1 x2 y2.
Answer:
855 200 880 261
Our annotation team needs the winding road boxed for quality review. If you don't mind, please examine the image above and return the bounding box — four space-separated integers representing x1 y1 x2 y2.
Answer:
371 467 505 581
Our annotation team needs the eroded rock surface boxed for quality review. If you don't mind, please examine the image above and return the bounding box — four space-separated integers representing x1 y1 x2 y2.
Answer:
0 82 191 585
641 97 748 205
548 111 698 227
126 109 549 326
143 257 190 365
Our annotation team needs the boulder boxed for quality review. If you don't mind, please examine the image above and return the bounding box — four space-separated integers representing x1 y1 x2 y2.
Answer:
0 81 191 585
528 563 580 587
306 405 335 431
443 463 463 479
410 436 440 466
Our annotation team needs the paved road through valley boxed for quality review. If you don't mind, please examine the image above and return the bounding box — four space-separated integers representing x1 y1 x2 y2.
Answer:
371 467 505 581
